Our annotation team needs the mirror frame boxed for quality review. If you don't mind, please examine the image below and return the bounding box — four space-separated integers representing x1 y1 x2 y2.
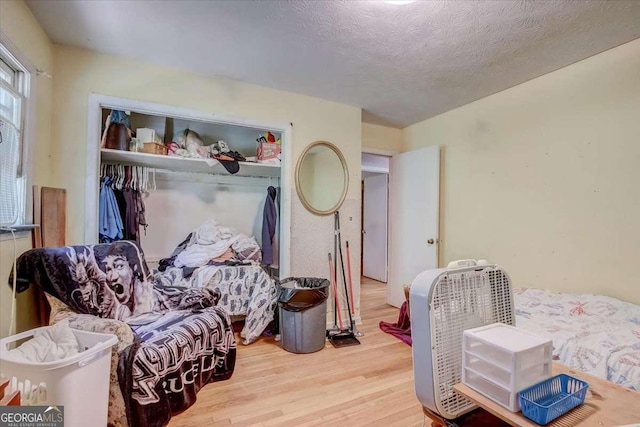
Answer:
295 140 349 216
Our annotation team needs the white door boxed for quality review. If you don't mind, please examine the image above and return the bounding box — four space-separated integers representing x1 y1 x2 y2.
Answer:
363 173 388 282
388 145 440 308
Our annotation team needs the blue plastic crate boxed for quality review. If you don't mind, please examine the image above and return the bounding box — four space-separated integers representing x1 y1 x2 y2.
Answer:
518 374 588 425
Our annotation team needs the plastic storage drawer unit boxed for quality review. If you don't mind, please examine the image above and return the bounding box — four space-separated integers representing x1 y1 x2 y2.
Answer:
462 323 552 412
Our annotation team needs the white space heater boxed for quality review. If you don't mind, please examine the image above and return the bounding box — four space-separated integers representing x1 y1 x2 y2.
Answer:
410 263 515 419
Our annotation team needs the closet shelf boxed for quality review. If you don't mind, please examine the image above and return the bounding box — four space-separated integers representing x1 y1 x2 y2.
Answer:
100 149 280 178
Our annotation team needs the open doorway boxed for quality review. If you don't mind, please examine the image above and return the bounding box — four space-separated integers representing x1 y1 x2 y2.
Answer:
361 145 440 308
361 153 390 283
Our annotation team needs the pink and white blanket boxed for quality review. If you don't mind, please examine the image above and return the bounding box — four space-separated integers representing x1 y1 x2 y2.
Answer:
514 288 640 390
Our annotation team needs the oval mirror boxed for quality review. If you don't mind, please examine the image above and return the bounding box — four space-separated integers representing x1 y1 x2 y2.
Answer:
295 141 349 216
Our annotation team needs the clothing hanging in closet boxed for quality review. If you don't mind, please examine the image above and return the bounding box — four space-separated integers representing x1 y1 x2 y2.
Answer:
99 164 149 244
99 176 124 241
261 186 278 265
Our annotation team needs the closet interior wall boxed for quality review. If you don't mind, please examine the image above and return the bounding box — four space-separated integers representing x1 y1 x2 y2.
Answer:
140 172 279 267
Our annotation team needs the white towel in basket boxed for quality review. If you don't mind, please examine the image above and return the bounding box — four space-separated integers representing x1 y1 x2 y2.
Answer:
4 320 80 363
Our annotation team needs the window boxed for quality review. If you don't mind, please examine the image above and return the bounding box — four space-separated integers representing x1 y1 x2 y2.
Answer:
0 48 29 226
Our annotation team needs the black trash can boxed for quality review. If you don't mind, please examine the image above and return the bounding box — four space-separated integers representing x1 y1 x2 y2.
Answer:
278 277 330 353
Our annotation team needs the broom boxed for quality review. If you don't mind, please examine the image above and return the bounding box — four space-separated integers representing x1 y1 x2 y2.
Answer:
328 211 360 347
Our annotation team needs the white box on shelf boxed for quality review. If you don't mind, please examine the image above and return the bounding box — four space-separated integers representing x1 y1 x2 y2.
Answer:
136 127 156 143
462 322 552 412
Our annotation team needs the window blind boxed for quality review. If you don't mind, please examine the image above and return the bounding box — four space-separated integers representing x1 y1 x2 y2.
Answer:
0 118 20 225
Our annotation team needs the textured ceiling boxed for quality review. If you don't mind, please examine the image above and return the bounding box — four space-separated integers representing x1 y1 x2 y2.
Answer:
26 0 640 127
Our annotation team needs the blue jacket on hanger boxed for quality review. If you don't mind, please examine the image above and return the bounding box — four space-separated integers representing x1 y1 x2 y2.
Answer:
99 177 124 241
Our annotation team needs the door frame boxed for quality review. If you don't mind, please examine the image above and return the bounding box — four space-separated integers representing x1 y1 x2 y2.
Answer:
86 94 293 277
361 146 397 283
362 172 389 282
362 147 398 157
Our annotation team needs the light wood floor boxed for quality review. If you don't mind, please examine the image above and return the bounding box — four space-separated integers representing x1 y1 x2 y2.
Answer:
169 277 424 427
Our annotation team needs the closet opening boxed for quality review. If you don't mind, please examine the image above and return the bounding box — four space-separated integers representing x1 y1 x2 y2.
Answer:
85 94 292 278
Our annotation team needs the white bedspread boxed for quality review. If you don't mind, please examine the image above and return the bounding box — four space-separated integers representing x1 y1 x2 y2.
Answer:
514 288 640 390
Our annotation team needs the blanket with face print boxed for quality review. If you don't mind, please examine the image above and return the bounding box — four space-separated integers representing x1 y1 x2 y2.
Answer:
12 241 156 320
11 241 236 427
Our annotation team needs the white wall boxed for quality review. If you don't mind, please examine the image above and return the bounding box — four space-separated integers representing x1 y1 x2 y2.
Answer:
362 122 402 152
50 44 363 318
0 0 54 337
403 39 640 304
140 174 272 262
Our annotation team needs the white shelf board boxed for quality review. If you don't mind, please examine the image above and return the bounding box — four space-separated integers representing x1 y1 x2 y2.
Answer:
100 149 280 178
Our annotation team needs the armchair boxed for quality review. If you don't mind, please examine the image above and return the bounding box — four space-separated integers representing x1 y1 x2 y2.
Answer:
12 241 236 427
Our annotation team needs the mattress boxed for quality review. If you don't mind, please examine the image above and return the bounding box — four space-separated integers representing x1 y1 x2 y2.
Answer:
514 288 640 390
152 263 277 345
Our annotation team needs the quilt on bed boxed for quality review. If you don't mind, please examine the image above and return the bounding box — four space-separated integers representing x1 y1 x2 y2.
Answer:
153 264 277 345
514 288 640 390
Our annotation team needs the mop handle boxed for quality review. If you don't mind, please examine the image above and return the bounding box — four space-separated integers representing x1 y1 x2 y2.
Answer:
345 241 355 315
335 212 354 329
328 253 343 329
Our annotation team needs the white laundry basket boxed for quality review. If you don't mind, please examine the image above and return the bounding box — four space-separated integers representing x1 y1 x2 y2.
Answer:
0 326 117 427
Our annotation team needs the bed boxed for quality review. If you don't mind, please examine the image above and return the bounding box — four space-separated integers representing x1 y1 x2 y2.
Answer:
152 219 279 345
153 263 277 345
514 287 640 390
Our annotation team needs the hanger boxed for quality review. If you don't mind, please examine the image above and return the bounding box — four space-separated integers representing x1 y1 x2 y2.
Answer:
131 166 136 190
115 164 121 190
120 164 126 190
100 162 158 191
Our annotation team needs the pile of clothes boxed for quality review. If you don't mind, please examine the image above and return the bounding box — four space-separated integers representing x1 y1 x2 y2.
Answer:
158 219 261 272
155 219 262 290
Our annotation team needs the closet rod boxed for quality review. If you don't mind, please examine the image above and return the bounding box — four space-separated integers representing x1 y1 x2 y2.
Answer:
154 174 276 188
152 168 280 182
100 165 279 189
100 161 281 181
